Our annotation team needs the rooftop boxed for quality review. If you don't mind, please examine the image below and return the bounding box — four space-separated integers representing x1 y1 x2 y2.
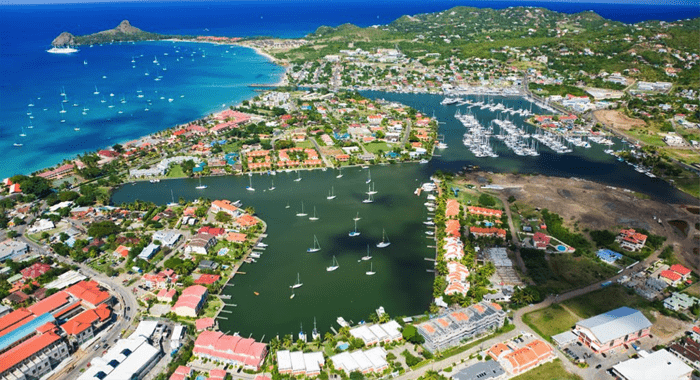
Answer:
576 307 652 344
612 349 691 380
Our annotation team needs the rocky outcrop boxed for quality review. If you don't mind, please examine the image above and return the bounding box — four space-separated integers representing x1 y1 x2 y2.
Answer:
51 32 76 47
96 20 143 35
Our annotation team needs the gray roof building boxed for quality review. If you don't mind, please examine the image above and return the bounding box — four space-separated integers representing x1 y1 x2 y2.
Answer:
452 361 505 380
574 307 652 351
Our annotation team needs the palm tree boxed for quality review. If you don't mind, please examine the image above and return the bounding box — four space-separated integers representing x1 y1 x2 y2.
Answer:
282 334 293 348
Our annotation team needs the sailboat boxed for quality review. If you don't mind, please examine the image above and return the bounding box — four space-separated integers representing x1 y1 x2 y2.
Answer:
298 323 307 343
60 86 66 97
246 175 255 191
290 273 303 289
349 219 360 237
366 169 371 184
196 177 207 189
367 182 377 195
59 103 66 114
290 289 295 299
19 127 26 137
13 142 23 147
294 171 302 182
167 190 178 207
285 201 290 209
93 86 100 95
296 202 307 217
309 207 319 221
312 317 320 341
376 229 391 248
353 212 361 221
307 235 320 252
336 168 343 178
362 192 374 203
362 245 372 261
268 179 275 191
366 262 376 276
326 256 339 272
327 186 336 200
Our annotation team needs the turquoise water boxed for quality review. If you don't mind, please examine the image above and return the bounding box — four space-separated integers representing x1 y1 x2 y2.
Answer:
1 41 283 179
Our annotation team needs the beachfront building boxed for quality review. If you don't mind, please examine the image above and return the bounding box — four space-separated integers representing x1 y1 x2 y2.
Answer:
445 261 470 296
193 331 268 370
276 350 325 377
349 321 402 346
467 206 502 218
487 339 555 375
210 200 241 218
573 307 652 353
417 302 506 352
171 285 208 318
330 347 389 375
443 237 464 261
612 349 692 380
616 229 647 252
468 227 506 239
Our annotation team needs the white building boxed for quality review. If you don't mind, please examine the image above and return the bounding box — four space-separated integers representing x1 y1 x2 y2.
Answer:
77 336 161 380
0 240 28 261
44 270 87 290
349 321 403 346
612 349 692 380
276 350 325 377
152 230 182 247
330 347 389 375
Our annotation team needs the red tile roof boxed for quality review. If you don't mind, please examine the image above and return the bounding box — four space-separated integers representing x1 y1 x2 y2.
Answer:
21 263 51 279
670 264 691 276
196 317 215 331
0 331 61 373
195 274 221 285
65 280 110 306
660 270 682 282
27 291 71 315
0 308 33 336
61 304 111 335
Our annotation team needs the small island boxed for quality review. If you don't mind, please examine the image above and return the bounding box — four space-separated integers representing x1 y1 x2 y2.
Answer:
51 20 174 47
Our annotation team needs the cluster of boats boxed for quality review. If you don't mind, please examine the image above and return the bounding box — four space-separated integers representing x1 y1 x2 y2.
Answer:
492 119 540 156
456 110 499 158
441 97 534 118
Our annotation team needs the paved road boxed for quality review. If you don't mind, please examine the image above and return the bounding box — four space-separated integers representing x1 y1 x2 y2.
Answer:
17 223 140 380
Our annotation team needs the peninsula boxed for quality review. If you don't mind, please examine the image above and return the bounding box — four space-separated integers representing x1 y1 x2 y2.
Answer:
51 20 175 47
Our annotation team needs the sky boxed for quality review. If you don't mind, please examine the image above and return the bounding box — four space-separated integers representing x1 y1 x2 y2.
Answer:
1 0 698 6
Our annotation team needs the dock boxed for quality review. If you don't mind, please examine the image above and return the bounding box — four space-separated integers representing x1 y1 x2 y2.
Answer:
220 309 233 313
330 327 338 335
219 295 231 300
424 258 435 262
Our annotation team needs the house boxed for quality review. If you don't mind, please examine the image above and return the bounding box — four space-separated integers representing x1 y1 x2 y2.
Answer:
445 199 461 218
664 293 700 311
172 285 208 318
469 227 507 239
21 263 51 279
225 232 247 243
330 347 388 374
497 340 555 375
573 307 652 353
194 274 221 285
170 366 193 380
532 232 550 250
616 229 647 251
236 214 258 228
445 219 461 238
138 243 161 260
195 317 215 331
612 349 691 380
114 245 131 258
156 288 177 303
0 239 29 261
152 230 182 247
670 264 692 281
185 233 217 255
199 260 219 271
210 200 241 217
277 350 326 377
61 304 112 344
467 206 502 218
660 270 684 286
669 338 700 371
597 249 623 264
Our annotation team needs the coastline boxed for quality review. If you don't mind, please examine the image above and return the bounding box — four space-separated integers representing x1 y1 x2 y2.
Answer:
25 40 288 180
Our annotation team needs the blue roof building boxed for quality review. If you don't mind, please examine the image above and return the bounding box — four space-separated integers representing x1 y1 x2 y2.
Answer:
597 249 623 264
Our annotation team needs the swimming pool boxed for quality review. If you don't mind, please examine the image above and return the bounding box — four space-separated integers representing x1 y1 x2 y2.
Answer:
556 245 567 252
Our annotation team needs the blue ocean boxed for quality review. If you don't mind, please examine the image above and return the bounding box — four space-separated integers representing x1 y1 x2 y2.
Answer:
1 1 698 179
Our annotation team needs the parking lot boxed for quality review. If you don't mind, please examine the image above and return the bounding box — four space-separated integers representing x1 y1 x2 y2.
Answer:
558 334 659 380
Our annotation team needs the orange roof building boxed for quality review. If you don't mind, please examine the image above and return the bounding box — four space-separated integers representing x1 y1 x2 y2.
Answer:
499 339 555 374
445 199 461 218
236 214 258 228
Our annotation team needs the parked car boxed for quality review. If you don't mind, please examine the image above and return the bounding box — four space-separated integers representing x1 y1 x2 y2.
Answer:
595 364 602 369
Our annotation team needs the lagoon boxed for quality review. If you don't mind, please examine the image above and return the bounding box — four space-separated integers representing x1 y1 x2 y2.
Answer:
110 92 695 339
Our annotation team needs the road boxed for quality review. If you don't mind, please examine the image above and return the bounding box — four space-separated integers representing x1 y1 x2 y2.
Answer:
495 193 527 274
17 222 140 380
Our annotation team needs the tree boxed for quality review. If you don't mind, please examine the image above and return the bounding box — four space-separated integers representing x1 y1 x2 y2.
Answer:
215 212 232 223
7 230 18 239
10 175 52 198
87 221 120 238
402 325 425 344
478 194 496 207
112 144 124 153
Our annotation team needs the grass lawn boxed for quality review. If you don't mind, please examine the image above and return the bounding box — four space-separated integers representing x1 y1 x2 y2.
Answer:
523 304 579 340
521 250 618 294
627 128 665 147
563 285 656 322
167 164 186 178
203 296 223 318
295 140 315 149
510 360 582 380
684 282 700 298
364 142 391 154
674 176 700 199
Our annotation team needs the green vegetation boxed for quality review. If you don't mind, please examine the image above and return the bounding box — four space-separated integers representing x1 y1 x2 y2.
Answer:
510 360 582 380
520 248 617 294
523 304 579 340
562 285 656 322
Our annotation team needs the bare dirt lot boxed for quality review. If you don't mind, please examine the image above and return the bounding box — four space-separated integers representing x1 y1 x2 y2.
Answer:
593 110 646 131
463 172 700 271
